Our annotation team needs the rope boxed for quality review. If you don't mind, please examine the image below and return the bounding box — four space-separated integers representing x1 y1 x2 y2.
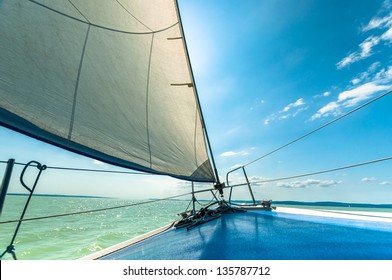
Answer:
195 191 219 207
46 166 147 174
1 160 152 175
0 189 218 225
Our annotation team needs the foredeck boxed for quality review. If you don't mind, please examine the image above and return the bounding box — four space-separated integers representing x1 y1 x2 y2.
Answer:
87 208 392 260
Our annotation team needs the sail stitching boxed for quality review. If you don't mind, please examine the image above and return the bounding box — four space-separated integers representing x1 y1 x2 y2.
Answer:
146 34 155 168
115 0 153 32
193 108 199 167
68 0 90 22
29 0 178 35
68 24 91 140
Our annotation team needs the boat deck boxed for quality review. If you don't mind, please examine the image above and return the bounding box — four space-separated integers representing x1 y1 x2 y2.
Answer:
88 208 392 260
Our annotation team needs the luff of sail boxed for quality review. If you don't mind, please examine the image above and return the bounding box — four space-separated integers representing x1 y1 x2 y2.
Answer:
0 0 215 182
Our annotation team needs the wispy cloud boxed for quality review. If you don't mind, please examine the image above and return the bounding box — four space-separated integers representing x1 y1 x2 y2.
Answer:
225 173 269 187
337 7 392 69
337 36 381 69
350 62 381 85
338 82 389 106
361 177 377 182
360 178 392 185
276 179 340 189
249 175 268 186
220 150 249 157
264 98 307 125
282 98 305 112
317 3 392 121
380 180 392 185
362 11 392 32
311 82 389 120
313 91 331 98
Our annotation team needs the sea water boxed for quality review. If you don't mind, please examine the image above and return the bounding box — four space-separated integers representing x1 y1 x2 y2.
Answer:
0 195 190 260
1 195 391 260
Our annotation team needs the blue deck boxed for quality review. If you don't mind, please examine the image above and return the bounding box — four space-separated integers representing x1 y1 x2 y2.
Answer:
100 210 392 260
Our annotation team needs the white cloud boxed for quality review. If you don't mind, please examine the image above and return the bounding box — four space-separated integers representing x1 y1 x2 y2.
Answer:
337 36 380 69
382 0 392 10
338 82 389 107
313 91 331 98
318 101 339 114
361 177 377 182
337 10 392 69
293 106 308 117
380 181 392 185
362 13 392 32
381 27 392 41
220 150 249 157
311 101 340 120
311 82 389 120
351 78 361 85
225 173 269 187
282 98 305 112
276 179 339 189
360 36 381 57
264 98 307 125
374 65 392 80
348 62 381 85
249 175 269 186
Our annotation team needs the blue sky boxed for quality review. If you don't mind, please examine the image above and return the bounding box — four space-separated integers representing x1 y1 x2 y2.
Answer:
1 0 392 203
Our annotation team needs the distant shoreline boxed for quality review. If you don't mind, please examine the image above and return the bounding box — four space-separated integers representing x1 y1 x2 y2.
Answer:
272 200 392 209
8 193 111 199
7 193 392 208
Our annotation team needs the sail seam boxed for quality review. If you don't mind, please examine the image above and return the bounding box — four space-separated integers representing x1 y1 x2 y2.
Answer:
29 0 178 35
115 0 153 32
146 33 155 168
68 0 90 22
68 24 91 140
194 108 198 168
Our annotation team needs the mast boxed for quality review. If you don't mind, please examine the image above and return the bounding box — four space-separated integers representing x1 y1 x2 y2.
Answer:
174 0 221 186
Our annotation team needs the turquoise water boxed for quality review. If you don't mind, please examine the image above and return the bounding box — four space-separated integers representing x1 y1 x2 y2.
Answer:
0 195 190 260
1 195 391 260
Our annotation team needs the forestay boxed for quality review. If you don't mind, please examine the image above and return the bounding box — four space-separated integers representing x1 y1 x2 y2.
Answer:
0 0 215 182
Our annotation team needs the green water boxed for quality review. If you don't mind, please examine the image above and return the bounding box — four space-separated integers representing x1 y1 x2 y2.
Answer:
0 195 190 260
2 195 391 260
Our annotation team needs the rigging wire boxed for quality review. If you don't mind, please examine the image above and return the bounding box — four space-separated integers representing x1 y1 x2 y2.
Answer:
241 89 392 169
195 190 219 207
228 155 392 188
0 160 154 175
45 165 149 175
0 187 218 225
1 90 391 224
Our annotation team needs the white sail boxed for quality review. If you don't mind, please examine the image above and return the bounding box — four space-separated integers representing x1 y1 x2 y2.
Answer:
0 0 215 182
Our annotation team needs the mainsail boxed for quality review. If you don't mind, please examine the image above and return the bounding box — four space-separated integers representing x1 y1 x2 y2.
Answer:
0 0 215 182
